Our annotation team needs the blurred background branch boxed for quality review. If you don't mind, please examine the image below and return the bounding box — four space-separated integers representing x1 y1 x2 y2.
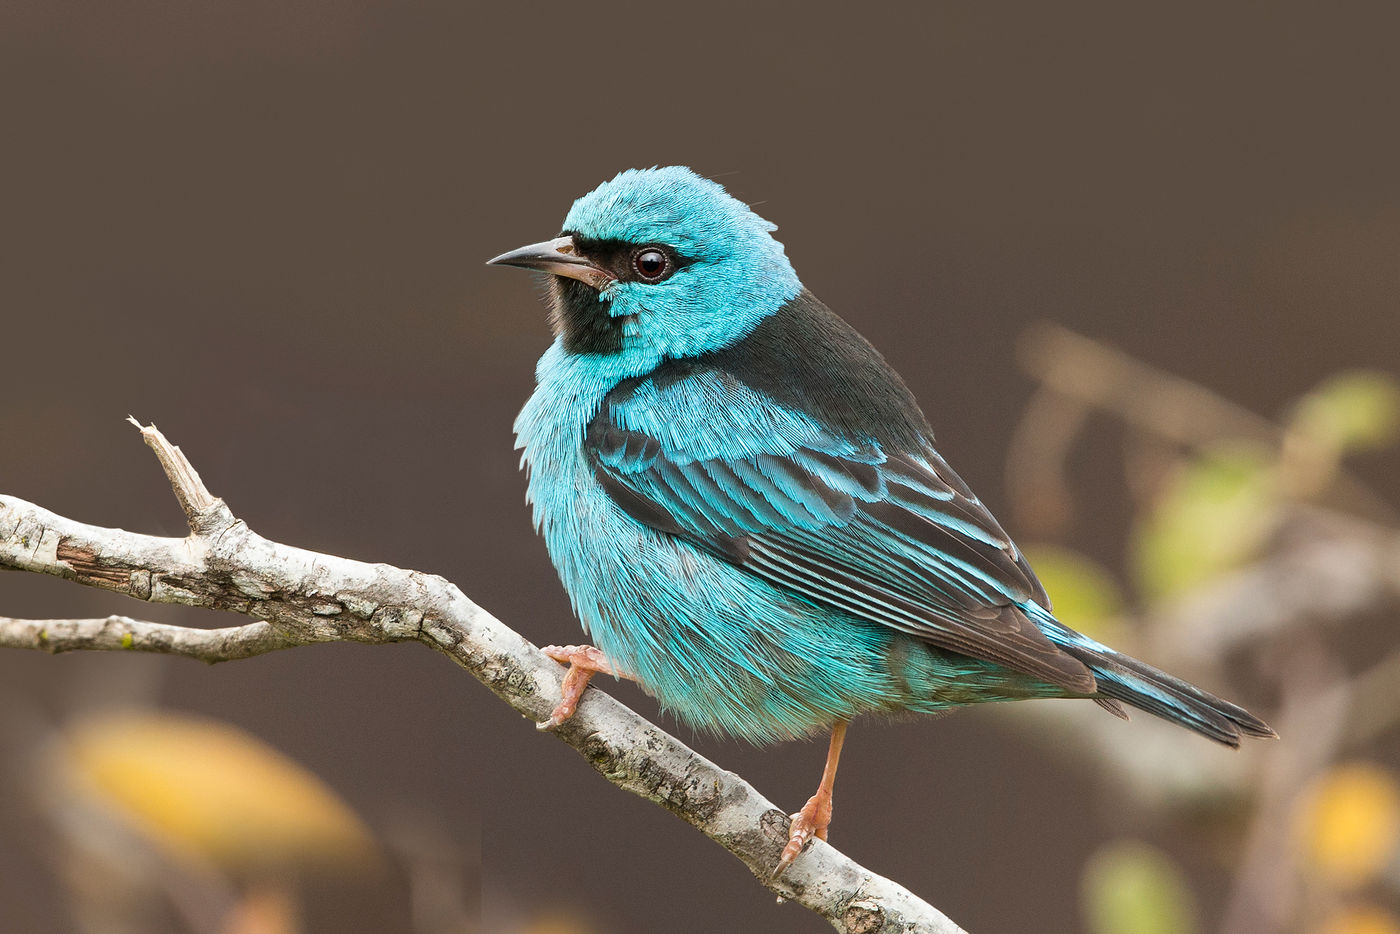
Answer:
999 326 1400 934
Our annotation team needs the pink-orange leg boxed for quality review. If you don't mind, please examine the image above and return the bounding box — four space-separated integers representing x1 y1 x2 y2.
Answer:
538 644 630 730
774 720 849 877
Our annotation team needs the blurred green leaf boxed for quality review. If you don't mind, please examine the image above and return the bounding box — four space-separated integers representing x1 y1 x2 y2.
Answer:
1022 545 1124 642
1132 443 1275 602
1290 370 1400 455
1082 840 1197 934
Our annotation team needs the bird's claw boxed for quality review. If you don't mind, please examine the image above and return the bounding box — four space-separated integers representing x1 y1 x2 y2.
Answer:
536 706 572 731
541 644 611 669
537 644 619 731
772 794 832 878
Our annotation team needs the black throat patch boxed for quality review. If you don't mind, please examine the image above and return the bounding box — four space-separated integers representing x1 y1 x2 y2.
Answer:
550 277 627 355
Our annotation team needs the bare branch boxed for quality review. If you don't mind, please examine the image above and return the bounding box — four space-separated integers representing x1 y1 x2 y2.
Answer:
0 615 298 661
0 421 967 934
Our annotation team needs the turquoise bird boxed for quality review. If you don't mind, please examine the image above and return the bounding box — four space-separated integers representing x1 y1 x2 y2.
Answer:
491 167 1274 874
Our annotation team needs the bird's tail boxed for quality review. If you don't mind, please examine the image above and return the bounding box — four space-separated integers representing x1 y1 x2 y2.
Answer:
1029 607 1276 747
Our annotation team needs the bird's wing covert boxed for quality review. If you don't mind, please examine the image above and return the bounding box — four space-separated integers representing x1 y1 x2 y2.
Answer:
585 367 1095 693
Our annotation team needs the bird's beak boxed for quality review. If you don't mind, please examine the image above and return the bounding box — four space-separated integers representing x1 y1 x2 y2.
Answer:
486 235 614 290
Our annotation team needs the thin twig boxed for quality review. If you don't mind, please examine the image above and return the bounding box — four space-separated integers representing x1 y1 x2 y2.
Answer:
0 420 966 934
0 616 298 661
126 416 222 530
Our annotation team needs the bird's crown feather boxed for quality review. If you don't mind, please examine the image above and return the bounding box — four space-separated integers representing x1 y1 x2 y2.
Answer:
563 166 780 262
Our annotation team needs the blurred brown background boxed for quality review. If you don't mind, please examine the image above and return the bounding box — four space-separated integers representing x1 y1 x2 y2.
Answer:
3 3 1398 932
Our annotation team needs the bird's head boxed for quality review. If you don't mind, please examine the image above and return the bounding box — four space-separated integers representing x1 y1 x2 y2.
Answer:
489 167 800 365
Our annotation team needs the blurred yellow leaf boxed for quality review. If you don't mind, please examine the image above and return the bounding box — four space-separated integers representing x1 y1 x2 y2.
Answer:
1318 905 1400 934
1290 370 1400 455
1132 443 1276 601
1082 839 1197 934
1022 544 1124 642
1299 762 1400 888
67 710 376 874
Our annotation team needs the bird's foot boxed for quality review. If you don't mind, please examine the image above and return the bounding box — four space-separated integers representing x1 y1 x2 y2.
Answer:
773 791 833 878
538 644 620 730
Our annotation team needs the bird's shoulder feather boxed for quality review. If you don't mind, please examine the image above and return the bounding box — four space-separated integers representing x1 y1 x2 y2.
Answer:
585 290 1093 693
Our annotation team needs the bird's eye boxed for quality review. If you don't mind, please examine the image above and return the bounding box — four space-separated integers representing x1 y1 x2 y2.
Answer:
633 248 669 282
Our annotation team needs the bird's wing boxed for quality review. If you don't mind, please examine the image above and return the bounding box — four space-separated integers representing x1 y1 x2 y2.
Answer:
585 367 1095 693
